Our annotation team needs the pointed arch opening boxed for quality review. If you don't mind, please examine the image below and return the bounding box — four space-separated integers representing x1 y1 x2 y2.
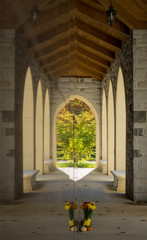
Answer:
44 89 50 161
35 80 43 174
108 80 114 175
116 67 126 170
23 67 34 170
53 95 100 169
102 89 107 161
56 98 96 167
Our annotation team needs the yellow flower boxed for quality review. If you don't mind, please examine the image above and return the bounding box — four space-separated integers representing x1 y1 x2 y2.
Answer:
65 202 70 210
87 202 96 210
69 219 74 226
65 202 78 210
80 202 96 210
83 219 91 226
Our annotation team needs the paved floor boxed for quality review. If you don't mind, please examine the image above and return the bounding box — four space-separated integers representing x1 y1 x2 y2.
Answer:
0 168 147 240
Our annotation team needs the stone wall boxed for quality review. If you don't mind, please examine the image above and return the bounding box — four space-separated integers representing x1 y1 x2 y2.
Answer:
15 32 50 199
133 29 147 202
102 36 134 200
0 30 16 201
0 30 50 201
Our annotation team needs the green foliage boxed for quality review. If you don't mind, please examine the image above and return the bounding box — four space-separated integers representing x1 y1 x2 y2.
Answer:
57 99 96 163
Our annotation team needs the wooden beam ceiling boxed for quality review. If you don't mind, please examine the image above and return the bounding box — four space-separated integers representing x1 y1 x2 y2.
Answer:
1 0 147 81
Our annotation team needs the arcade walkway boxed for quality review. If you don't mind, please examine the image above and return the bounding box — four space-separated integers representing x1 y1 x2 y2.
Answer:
0 169 147 240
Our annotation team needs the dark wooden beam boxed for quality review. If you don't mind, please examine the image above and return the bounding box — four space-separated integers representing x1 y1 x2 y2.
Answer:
77 45 111 68
75 59 104 79
38 45 75 68
77 20 122 49
77 63 103 81
27 20 74 49
76 34 115 60
18 1 70 35
76 53 107 75
34 34 74 60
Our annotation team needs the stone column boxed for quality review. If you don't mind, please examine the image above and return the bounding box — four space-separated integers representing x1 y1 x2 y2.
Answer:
0 30 17 201
133 29 147 202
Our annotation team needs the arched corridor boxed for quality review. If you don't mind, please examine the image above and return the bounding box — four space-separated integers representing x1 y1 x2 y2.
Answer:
0 3 147 239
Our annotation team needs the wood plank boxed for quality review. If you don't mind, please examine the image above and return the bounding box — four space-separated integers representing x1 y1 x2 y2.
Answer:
77 63 103 81
27 20 74 49
77 20 121 49
75 59 104 79
35 35 115 61
76 34 115 60
42 50 106 76
34 32 115 62
18 1 70 35
34 34 74 60
38 45 75 68
76 53 107 74
38 41 111 72
77 46 111 68
76 0 130 35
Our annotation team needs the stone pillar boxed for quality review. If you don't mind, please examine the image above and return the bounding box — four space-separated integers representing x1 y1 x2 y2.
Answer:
0 30 17 201
133 29 147 202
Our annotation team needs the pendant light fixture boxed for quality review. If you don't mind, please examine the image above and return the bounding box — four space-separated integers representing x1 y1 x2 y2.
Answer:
105 0 117 26
30 1 42 24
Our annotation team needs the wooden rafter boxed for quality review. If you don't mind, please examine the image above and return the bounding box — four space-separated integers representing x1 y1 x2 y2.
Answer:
77 20 122 49
76 0 130 35
97 0 146 29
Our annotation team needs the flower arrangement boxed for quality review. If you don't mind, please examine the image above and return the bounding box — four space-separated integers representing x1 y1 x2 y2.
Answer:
65 201 96 232
65 202 78 231
80 202 96 231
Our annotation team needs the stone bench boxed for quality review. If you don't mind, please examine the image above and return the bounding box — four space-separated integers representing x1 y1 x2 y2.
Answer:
100 160 107 174
23 170 39 191
44 159 53 174
110 170 126 192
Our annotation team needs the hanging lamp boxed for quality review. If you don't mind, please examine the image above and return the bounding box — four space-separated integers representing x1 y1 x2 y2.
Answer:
105 0 117 26
30 2 42 24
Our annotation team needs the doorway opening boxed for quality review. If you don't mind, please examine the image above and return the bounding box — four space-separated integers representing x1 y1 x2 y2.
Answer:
56 98 96 169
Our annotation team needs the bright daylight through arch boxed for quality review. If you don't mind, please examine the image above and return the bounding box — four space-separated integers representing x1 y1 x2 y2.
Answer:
56 98 96 169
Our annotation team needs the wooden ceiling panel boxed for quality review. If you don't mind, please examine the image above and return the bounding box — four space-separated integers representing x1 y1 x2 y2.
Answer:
76 1 130 36
0 0 147 81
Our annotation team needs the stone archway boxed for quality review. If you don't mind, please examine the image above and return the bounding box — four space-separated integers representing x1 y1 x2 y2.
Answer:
35 80 43 174
102 89 107 160
108 80 114 175
116 67 126 171
52 95 100 168
44 89 50 161
23 67 34 170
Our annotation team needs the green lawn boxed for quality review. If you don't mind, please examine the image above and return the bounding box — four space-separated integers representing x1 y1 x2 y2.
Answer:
57 160 96 168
